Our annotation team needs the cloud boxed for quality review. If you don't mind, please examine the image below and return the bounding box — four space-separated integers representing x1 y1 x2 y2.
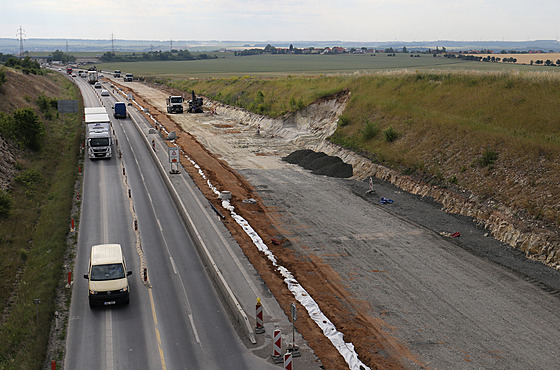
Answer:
1 0 559 42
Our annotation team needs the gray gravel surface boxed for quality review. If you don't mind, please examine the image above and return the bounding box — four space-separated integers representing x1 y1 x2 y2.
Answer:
240 163 560 369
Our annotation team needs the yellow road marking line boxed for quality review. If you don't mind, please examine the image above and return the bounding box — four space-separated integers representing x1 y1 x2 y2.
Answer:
149 288 167 370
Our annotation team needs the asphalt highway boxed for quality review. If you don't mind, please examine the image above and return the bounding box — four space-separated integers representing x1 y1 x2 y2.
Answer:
64 74 320 369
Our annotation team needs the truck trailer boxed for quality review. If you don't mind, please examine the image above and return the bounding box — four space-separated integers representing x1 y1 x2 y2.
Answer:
88 70 98 84
85 112 112 159
84 107 107 115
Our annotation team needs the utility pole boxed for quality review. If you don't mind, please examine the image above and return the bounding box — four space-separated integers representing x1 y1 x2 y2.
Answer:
66 40 69 52
111 33 115 53
16 26 25 58
170 38 173 51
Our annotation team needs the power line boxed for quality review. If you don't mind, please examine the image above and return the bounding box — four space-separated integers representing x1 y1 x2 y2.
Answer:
16 26 25 58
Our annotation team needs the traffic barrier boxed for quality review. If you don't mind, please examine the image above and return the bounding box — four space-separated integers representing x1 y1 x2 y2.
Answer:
271 329 283 363
78 166 81 174
66 271 72 288
284 352 292 370
134 219 138 231
76 191 80 201
255 297 265 334
51 360 56 370
126 104 257 344
71 218 75 231
122 167 126 176
128 189 131 198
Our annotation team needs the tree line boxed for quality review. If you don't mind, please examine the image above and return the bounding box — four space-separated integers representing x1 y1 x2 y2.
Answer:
100 50 217 62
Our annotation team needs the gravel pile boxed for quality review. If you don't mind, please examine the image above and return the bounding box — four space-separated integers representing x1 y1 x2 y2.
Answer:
282 149 353 178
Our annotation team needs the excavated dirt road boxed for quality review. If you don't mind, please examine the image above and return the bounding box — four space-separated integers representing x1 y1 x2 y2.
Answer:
107 77 560 369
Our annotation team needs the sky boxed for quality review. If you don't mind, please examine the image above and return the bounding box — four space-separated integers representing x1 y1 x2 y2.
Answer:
2 0 559 42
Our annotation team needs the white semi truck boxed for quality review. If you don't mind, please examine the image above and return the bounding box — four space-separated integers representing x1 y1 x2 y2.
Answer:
84 107 107 115
85 112 112 159
88 70 98 84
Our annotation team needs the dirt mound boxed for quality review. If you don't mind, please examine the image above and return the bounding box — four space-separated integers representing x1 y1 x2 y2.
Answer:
283 149 353 178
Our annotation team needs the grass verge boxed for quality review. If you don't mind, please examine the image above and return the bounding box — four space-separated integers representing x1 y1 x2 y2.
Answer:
0 72 82 369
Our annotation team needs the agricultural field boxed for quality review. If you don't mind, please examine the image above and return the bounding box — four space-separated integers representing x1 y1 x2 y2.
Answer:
94 53 557 79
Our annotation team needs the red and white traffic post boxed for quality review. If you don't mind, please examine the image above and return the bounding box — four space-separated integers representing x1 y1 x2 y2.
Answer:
284 352 293 370
271 329 283 363
255 297 265 334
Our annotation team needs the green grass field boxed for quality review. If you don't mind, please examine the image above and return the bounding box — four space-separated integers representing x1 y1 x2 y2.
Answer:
94 53 557 79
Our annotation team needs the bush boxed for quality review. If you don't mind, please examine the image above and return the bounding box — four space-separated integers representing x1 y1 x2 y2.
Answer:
478 149 498 167
15 169 43 188
2 108 46 150
35 94 58 120
383 126 399 142
0 189 12 218
338 114 351 127
289 96 305 110
0 67 6 90
360 119 380 140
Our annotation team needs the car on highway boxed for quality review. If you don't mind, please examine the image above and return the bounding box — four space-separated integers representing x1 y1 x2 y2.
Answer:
100 89 109 96
94 82 101 89
83 244 131 307
72 74 77 77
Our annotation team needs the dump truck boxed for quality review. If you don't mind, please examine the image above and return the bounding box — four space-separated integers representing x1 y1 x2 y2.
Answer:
166 95 184 113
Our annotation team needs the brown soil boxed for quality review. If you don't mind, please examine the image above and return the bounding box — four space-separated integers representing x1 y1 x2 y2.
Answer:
112 80 413 369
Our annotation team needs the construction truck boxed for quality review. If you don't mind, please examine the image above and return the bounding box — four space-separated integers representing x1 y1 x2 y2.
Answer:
123 73 133 82
187 90 204 113
166 95 184 113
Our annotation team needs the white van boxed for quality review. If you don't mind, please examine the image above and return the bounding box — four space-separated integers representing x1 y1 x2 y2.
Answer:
83 244 132 307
